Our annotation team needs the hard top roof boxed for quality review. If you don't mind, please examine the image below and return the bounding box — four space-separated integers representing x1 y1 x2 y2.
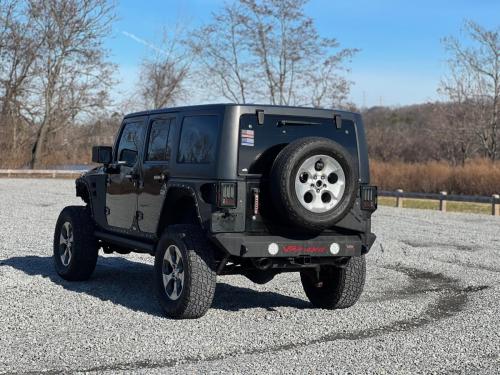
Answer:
124 103 358 119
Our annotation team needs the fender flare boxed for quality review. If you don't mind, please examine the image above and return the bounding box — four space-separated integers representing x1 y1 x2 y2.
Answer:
75 176 94 217
156 182 207 235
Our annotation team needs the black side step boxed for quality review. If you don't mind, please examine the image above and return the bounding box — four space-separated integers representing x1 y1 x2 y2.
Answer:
94 231 155 255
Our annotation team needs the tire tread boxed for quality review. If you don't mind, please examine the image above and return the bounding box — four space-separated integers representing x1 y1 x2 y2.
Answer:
301 255 366 309
53 206 98 281
156 225 216 319
271 137 358 230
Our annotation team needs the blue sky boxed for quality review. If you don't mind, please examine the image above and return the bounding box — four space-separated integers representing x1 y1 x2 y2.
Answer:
106 0 500 108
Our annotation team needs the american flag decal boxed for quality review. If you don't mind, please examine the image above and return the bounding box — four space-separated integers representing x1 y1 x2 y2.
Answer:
241 129 255 146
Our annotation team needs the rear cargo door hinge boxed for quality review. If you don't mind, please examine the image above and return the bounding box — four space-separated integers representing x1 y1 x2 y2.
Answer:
136 211 144 221
105 207 110 215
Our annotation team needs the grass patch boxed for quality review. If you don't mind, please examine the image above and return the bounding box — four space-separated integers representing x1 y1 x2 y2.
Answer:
378 196 491 215
371 159 500 196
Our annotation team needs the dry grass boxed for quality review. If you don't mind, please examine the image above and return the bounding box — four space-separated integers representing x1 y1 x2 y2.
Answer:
378 197 491 215
371 159 500 196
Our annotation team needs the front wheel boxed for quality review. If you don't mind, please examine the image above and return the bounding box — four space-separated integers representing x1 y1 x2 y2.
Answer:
154 225 216 319
300 255 366 309
53 206 98 281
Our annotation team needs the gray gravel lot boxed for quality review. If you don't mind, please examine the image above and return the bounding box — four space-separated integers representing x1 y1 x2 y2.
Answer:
0 179 499 374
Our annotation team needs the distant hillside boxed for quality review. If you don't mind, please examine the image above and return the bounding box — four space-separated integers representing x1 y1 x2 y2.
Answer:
362 102 484 165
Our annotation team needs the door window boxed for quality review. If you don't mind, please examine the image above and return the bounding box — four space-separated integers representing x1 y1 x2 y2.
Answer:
147 119 172 161
116 122 146 166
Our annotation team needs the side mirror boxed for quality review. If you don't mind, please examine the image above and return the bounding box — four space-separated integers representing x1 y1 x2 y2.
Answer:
92 146 112 165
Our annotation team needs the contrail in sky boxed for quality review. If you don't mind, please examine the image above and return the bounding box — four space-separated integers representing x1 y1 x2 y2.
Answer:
121 31 167 55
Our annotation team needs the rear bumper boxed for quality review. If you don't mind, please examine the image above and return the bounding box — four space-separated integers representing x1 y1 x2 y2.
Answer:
211 232 376 258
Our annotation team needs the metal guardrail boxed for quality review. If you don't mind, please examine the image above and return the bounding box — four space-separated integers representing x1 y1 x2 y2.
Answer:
0 169 85 178
379 189 500 216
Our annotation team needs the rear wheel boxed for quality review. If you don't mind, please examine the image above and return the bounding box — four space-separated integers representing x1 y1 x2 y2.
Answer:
300 255 366 309
154 225 216 319
53 206 98 281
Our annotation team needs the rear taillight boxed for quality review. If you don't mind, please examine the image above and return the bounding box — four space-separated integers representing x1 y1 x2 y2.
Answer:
360 185 377 211
217 182 237 208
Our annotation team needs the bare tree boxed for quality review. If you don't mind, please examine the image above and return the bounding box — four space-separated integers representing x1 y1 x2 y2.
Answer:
138 28 191 109
0 0 40 160
441 21 500 161
191 0 357 107
437 63 480 165
28 0 116 168
189 3 250 103
307 50 356 109
239 0 357 106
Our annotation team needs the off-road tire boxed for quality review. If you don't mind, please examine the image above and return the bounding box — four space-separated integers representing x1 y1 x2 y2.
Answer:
270 137 358 230
154 225 216 319
53 206 98 281
300 255 366 309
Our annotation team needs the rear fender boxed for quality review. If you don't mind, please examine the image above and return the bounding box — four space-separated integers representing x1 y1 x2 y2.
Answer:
156 184 206 236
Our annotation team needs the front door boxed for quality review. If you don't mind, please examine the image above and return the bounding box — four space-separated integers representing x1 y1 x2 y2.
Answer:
138 116 176 233
106 118 147 230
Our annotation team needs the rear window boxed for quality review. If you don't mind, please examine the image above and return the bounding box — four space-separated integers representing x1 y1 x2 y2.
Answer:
178 115 219 164
238 114 358 174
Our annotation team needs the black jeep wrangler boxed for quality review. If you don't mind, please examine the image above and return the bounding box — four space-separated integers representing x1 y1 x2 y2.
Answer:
53 104 377 319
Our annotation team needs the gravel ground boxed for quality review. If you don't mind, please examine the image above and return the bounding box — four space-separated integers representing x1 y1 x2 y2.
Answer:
0 179 499 374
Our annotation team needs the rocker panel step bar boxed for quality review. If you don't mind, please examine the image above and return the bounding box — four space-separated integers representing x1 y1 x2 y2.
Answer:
94 231 155 255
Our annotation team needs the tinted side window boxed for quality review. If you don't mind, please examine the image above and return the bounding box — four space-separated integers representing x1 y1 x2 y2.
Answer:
178 115 219 164
147 119 171 161
117 122 146 166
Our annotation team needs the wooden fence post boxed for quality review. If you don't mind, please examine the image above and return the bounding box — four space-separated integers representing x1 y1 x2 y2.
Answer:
439 191 447 212
492 194 500 216
396 189 404 208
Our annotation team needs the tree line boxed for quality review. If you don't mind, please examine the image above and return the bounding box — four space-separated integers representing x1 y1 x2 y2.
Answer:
0 0 498 168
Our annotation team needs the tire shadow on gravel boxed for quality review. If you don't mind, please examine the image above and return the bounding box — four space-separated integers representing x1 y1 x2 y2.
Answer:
1 256 309 316
50 266 491 374
212 283 310 311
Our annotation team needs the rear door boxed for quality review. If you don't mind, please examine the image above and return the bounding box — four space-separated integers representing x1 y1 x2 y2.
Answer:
237 114 358 175
106 117 147 230
138 116 176 233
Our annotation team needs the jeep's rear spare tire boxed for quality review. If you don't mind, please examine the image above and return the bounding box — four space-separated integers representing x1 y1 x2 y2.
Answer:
270 137 358 230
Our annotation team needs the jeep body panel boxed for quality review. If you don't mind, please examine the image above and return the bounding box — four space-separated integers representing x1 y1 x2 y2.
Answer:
76 104 376 262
